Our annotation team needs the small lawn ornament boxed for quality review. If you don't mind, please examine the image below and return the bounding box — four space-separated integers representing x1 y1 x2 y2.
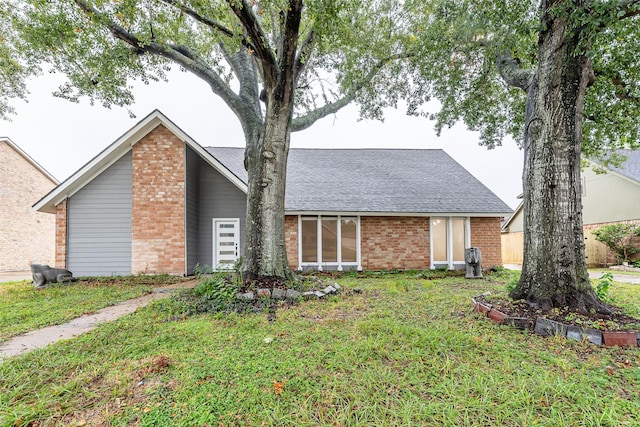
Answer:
465 247 483 279
30 264 76 289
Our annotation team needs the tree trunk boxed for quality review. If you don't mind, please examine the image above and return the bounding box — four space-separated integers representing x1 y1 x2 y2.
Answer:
509 3 610 314
241 95 295 284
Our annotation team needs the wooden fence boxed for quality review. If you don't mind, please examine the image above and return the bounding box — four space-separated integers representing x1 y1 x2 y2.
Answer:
501 231 613 267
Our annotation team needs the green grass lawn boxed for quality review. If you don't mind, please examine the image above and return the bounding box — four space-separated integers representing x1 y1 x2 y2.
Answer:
0 275 181 343
1 270 639 426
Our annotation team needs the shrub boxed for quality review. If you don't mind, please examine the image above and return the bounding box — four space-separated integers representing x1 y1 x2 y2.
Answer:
591 223 640 264
192 275 239 312
595 272 614 302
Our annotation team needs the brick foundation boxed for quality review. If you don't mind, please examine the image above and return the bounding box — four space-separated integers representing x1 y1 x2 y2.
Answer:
131 125 186 275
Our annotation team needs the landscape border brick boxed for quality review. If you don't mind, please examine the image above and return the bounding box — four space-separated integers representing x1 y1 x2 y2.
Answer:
471 295 639 349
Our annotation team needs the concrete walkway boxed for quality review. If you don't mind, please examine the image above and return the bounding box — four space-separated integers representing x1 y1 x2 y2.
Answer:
0 270 32 283
0 280 196 361
504 264 640 284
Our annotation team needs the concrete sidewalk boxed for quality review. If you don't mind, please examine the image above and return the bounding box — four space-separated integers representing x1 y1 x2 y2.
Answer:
0 280 196 361
0 270 32 283
505 264 640 284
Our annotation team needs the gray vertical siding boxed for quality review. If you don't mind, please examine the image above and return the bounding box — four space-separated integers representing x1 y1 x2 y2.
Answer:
67 152 132 276
198 158 246 268
185 147 200 274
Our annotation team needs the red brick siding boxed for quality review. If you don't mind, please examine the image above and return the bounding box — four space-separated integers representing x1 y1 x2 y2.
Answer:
360 217 431 270
470 217 502 268
0 141 56 271
55 199 67 269
284 215 503 271
284 215 298 268
131 125 185 275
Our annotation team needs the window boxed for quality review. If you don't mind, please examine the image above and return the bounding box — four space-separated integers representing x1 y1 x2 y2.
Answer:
301 217 318 262
431 217 470 269
299 216 360 271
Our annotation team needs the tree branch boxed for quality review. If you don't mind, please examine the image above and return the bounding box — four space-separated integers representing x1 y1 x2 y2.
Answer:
71 0 259 125
616 0 640 20
279 0 303 87
295 28 316 73
496 54 535 91
227 0 278 87
157 0 236 39
594 69 640 104
291 52 414 132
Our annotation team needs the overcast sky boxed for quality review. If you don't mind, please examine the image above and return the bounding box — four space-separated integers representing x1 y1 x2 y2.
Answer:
1 69 524 209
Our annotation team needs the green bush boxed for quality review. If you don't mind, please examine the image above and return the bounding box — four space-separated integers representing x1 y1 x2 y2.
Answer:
595 272 614 302
192 275 239 312
591 223 640 264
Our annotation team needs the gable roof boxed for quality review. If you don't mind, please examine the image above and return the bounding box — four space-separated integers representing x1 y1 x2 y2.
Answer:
207 147 512 215
33 110 246 213
34 110 511 216
0 137 58 184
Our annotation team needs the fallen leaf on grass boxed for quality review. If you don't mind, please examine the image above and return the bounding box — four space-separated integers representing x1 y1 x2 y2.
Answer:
273 379 286 396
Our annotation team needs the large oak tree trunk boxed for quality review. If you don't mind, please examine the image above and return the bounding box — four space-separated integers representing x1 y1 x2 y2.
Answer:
509 2 610 314
242 95 295 283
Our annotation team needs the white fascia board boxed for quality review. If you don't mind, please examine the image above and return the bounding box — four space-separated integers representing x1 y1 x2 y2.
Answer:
285 210 512 217
34 110 247 214
501 201 523 231
2 137 59 184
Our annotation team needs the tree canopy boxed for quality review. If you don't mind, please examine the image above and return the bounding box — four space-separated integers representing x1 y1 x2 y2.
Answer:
12 0 417 127
0 2 32 120
406 0 640 161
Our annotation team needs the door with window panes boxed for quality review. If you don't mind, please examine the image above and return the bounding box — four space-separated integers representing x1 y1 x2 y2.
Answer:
213 218 240 270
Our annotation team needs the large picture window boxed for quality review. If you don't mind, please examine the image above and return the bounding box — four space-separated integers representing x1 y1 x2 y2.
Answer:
431 217 470 269
299 216 360 271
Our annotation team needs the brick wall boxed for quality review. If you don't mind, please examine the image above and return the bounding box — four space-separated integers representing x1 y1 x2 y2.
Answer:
360 217 431 270
470 217 502 268
55 199 67 269
284 215 503 271
0 141 57 271
284 215 298 268
131 125 186 275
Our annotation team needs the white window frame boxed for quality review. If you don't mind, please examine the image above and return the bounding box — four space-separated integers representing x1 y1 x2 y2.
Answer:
297 215 362 271
430 216 470 270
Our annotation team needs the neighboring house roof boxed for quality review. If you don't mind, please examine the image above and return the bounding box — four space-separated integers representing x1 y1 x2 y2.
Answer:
0 137 59 184
501 149 640 231
207 147 512 215
34 109 512 216
603 149 640 183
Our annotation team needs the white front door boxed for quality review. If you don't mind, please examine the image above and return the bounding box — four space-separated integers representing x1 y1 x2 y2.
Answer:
213 218 240 270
